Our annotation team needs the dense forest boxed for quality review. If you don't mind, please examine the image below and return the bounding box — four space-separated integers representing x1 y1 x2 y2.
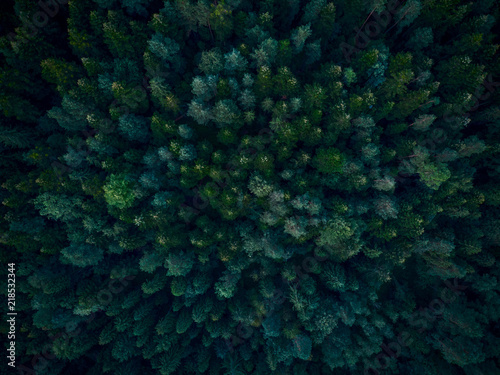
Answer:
1 0 500 374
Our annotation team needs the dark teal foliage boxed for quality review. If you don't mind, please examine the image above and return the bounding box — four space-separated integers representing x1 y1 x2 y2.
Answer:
1 0 500 374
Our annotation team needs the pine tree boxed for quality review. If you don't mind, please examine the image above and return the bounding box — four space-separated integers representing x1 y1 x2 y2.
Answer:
373 195 399 220
118 114 150 143
61 243 104 267
199 49 224 75
408 27 434 50
224 48 248 72
103 173 137 209
312 147 345 174
2 1 500 373
291 335 312 360
291 24 312 54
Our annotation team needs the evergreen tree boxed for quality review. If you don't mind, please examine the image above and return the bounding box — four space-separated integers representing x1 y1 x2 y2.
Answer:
2 1 499 373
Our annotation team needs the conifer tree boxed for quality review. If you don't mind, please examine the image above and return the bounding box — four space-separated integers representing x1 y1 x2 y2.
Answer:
2 1 500 373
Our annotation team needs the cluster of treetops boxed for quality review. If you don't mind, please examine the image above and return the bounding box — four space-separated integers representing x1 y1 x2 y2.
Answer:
0 0 499 374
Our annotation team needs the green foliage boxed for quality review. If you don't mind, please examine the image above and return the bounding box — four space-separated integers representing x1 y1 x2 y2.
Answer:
2 1 499 374
215 271 240 299
224 48 248 72
34 193 83 222
199 48 224 75
165 251 195 276
316 216 356 248
41 58 81 92
248 173 273 197
61 243 104 267
312 147 345 174
291 24 312 54
118 114 150 142
372 195 399 220
292 335 312 360
209 0 234 42
104 173 137 209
